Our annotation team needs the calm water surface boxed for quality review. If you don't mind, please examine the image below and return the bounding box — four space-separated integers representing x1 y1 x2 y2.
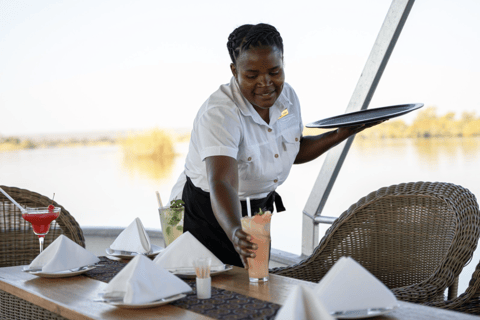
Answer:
1 137 480 292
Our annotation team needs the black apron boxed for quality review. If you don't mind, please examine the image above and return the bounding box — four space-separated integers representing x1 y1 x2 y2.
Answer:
182 176 285 267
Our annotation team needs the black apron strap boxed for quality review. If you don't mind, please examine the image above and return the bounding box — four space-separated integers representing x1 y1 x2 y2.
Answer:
272 191 286 212
240 190 286 215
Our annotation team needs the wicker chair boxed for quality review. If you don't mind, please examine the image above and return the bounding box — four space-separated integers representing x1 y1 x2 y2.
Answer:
0 185 85 267
426 254 480 315
271 181 480 305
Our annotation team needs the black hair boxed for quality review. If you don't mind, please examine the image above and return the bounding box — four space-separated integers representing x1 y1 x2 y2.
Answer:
227 23 284 65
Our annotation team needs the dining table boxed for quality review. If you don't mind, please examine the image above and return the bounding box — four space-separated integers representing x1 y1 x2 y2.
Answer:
0 256 477 320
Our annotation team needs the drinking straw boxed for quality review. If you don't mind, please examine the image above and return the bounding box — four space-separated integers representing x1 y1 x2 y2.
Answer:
246 197 251 217
0 187 27 214
155 191 163 208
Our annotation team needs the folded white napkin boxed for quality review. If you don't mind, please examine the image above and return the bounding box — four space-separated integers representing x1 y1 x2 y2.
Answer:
110 217 151 253
28 235 100 273
275 285 334 320
153 231 224 271
103 254 192 304
315 256 398 313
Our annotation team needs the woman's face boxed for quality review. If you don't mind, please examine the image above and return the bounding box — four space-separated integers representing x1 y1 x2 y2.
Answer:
231 46 285 113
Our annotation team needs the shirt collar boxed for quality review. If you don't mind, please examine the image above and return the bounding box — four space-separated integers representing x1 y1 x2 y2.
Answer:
230 77 291 126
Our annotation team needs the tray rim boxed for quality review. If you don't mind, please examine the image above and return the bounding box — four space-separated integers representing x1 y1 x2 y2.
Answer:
306 103 424 129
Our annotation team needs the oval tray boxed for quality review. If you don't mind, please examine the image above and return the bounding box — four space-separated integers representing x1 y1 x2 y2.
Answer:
306 103 423 129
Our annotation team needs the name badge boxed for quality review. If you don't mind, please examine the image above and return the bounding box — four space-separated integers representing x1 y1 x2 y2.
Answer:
278 109 289 119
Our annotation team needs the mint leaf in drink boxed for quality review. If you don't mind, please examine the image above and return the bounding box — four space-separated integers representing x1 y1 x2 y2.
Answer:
170 199 185 209
176 225 183 232
168 210 182 226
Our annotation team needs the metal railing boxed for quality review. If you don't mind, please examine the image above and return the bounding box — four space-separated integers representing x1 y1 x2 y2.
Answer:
301 0 416 256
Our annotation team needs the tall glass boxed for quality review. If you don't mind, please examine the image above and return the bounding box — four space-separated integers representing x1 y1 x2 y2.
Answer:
158 205 184 247
22 207 61 253
241 213 272 282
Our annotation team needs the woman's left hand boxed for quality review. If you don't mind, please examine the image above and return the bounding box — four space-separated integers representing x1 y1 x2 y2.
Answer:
337 120 385 138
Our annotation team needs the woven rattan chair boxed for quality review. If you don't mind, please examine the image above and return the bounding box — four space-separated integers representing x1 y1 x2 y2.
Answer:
425 254 480 315
0 185 85 267
271 181 480 305
1 186 84 319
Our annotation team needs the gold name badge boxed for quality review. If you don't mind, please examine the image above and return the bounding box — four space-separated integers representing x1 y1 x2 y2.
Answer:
278 108 289 119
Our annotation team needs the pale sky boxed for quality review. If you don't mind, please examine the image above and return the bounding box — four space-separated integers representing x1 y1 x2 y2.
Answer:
1 0 479 136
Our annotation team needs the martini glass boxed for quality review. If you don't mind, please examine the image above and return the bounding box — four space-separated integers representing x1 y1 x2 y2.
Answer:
0 187 60 253
22 207 61 253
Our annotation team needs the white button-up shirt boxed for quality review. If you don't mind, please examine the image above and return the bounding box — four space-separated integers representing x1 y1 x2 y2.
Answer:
170 77 303 201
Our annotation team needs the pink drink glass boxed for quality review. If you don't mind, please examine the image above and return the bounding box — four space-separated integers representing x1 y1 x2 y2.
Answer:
241 212 272 282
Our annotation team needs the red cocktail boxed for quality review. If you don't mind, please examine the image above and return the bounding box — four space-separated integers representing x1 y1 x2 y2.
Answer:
23 206 61 253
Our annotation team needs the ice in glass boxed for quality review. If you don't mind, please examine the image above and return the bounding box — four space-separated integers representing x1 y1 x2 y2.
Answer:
241 211 272 282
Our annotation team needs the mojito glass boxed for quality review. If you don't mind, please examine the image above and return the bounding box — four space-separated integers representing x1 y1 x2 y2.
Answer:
159 205 184 247
241 212 272 282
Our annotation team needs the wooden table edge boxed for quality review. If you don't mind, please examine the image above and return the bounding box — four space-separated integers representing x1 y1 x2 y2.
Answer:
0 267 212 320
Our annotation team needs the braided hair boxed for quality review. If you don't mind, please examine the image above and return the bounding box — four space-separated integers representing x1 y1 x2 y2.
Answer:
227 23 284 65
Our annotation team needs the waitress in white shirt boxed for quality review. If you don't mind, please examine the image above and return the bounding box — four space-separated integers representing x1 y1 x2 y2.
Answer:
170 23 377 268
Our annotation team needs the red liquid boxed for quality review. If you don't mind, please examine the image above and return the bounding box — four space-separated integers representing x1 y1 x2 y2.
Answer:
22 212 59 237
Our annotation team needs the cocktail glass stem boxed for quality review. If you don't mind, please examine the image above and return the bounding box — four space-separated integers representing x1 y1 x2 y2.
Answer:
38 236 44 253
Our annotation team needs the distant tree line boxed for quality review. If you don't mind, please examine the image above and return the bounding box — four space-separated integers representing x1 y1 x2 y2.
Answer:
0 137 36 151
2 107 479 153
0 136 115 152
303 106 480 139
357 106 480 139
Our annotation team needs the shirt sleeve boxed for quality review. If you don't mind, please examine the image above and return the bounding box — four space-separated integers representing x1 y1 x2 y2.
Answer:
195 105 242 161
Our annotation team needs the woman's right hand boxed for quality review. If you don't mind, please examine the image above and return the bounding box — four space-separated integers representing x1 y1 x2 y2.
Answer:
232 227 257 269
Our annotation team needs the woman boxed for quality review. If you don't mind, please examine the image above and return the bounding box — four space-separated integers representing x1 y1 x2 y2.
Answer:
170 23 377 268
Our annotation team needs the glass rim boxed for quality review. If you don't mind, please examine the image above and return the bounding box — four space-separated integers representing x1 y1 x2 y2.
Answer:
25 207 61 213
159 206 184 210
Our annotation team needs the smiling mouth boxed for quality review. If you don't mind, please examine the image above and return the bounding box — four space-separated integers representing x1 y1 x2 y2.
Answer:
256 91 275 97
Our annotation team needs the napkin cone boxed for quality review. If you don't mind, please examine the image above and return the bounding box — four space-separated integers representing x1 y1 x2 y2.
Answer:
315 256 398 313
103 254 192 305
153 231 224 271
28 235 100 273
276 285 334 320
110 217 151 253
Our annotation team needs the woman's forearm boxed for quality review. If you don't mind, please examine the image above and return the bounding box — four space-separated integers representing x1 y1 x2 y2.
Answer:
209 179 243 242
294 129 351 164
205 155 244 241
205 156 256 267
294 122 382 164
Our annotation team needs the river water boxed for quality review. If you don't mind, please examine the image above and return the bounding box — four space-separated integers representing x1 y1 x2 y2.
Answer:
1 137 480 292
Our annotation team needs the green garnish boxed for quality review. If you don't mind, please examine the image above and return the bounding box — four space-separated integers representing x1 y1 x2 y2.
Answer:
257 208 265 215
166 199 184 226
167 210 182 226
170 199 185 209
176 226 183 232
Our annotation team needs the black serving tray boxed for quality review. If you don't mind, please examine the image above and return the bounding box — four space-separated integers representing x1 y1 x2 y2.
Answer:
306 103 424 129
